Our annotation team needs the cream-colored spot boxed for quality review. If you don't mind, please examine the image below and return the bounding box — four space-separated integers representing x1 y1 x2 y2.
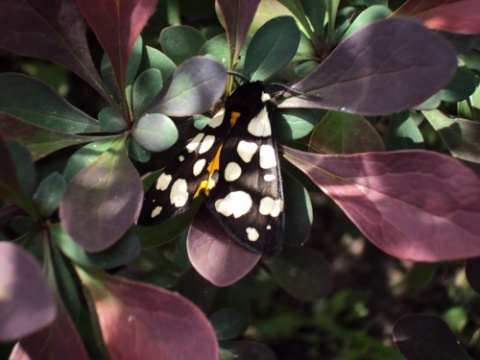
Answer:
178 155 185 162
246 227 259 242
224 162 242 182
156 173 172 191
237 140 258 163
151 206 162 218
266 225 272 230
214 191 252 218
193 159 206 176
259 197 283 217
208 109 224 128
170 179 189 207
199 135 216 154
261 92 271 102
259 145 277 169
247 107 271 137
186 133 205 153
264 174 276 182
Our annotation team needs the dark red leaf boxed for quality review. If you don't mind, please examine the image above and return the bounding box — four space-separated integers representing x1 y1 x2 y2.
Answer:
59 138 143 252
216 0 261 63
0 0 106 97
187 209 260 287
0 242 56 341
281 18 457 115
77 269 218 360
394 0 480 35
10 298 89 360
283 147 480 262
77 0 157 100
393 315 472 359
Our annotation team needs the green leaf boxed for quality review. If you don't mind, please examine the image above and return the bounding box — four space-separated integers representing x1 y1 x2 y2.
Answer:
132 69 163 118
199 34 229 69
341 5 392 41
59 137 143 252
0 73 100 133
309 111 385 154
160 25 207 65
125 36 144 112
244 16 300 81
264 247 333 301
275 108 321 141
439 67 477 103
51 223 141 269
386 112 425 150
98 107 129 132
132 113 178 152
127 137 151 163
33 172 66 217
210 308 248 341
142 46 177 83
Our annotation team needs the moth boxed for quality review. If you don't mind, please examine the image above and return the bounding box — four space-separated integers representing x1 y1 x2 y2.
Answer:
137 81 284 256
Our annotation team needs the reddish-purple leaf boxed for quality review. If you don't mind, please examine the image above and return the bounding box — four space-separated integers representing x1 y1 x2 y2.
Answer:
393 315 472 360
59 138 143 252
394 0 480 35
77 0 157 100
283 146 480 262
0 0 106 98
0 113 102 161
77 269 218 360
280 18 457 115
216 0 261 64
0 242 56 341
9 298 89 360
188 209 260 287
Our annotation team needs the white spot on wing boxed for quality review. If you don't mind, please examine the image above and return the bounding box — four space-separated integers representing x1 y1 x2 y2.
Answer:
214 191 252 218
156 173 172 191
199 134 215 154
178 155 185 162
193 159 206 176
237 140 258 163
170 179 189 207
208 109 224 128
259 197 283 217
224 162 242 182
151 206 162 218
247 107 271 137
264 174 276 182
259 145 277 169
246 227 259 241
186 133 204 153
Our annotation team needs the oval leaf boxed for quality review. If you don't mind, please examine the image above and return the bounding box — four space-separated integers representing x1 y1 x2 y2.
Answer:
220 341 277 360
244 16 300 81
77 268 218 360
393 315 472 360
281 18 457 115
132 113 178 152
187 209 260 287
0 242 56 341
159 26 206 65
283 146 480 262
149 56 227 117
264 247 333 301
59 138 143 252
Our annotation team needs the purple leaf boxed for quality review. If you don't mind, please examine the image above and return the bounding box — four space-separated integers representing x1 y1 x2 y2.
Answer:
0 113 102 161
216 0 261 63
9 298 89 360
393 315 472 360
59 138 143 252
77 269 218 360
187 209 260 287
283 146 480 262
77 0 157 101
280 18 457 115
0 0 106 98
0 242 56 341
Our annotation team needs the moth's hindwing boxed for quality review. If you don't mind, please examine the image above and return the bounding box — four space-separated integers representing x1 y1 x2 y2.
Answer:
205 84 285 256
137 109 230 226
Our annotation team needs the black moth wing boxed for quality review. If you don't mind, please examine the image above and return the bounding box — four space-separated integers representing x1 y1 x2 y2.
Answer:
205 82 285 256
137 108 232 226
